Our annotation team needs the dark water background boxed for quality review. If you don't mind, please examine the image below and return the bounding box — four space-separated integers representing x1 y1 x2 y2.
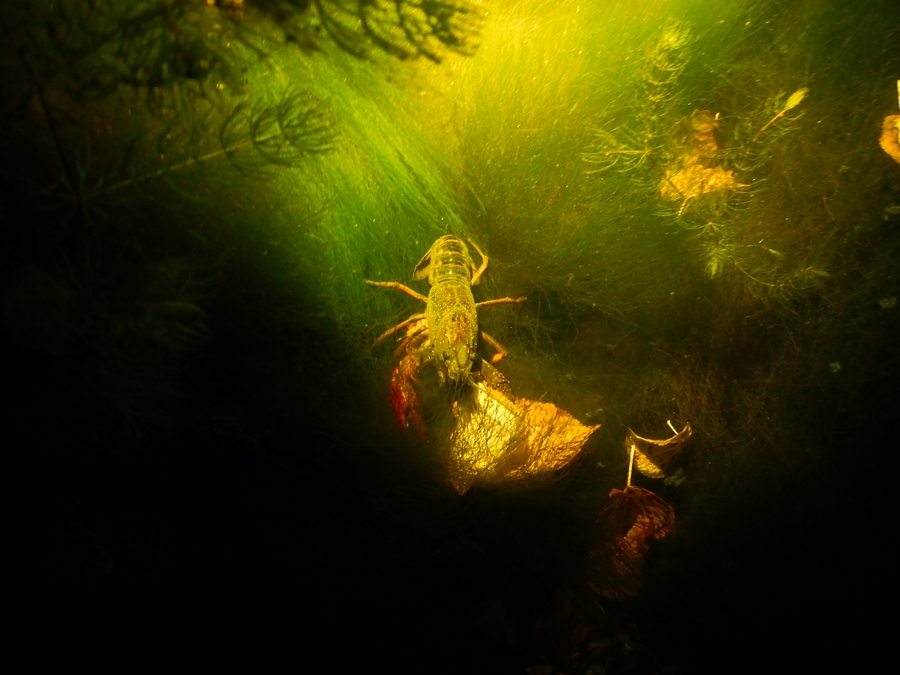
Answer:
3 0 897 670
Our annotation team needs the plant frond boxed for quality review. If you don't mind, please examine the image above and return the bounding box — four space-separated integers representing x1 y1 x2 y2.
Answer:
310 0 482 62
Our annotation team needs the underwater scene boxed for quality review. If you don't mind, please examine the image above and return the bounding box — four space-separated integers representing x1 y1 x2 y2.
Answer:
4 0 898 670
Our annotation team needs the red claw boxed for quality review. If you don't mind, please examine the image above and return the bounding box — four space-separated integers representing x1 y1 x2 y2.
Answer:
389 352 426 438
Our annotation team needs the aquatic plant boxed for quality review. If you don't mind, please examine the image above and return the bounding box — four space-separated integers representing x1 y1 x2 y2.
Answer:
582 22 823 296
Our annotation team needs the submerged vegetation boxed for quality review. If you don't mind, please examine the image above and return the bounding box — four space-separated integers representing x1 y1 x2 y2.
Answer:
4 0 899 671
583 21 825 293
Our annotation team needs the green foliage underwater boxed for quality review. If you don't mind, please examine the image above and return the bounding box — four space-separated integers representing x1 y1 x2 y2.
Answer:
5 0 898 670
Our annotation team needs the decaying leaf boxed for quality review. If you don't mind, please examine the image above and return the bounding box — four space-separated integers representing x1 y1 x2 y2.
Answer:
448 383 600 494
512 397 597 475
448 384 520 489
686 110 721 156
625 423 692 479
588 486 675 600
880 114 900 165
660 110 746 205
660 162 744 202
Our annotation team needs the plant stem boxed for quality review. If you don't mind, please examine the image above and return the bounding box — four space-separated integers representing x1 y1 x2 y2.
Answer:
733 261 781 287
751 111 783 143
89 128 285 198
626 442 636 489
4 19 82 204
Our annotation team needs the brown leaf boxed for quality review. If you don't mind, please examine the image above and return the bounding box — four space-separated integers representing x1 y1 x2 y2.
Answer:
880 115 900 165
511 398 600 476
661 110 747 203
448 383 600 493
687 110 721 155
660 161 744 201
625 423 691 479
588 486 675 600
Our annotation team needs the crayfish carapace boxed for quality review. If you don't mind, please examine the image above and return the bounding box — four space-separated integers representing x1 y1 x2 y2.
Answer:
366 235 525 433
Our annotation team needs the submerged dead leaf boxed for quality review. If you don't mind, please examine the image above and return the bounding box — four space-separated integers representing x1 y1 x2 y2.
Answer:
660 161 744 202
625 423 692 479
588 486 675 600
449 384 521 490
880 115 900 165
513 398 600 475
661 110 747 205
687 110 721 155
448 383 600 494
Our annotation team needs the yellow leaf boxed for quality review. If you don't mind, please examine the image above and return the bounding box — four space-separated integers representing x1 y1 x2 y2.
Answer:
660 161 746 201
624 423 692 479
880 114 900 165
448 383 600 494
783 87 808 112
512 398 600 476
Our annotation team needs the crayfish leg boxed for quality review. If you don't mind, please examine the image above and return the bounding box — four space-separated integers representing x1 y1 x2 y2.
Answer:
365 279 428 303
373 313 425 345
467 238 489 285
481 330 507 362
475 296 527 309
394 323 429 357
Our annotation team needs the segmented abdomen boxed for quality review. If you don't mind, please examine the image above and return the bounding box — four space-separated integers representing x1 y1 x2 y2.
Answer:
425 236 478 381
429 236 472 285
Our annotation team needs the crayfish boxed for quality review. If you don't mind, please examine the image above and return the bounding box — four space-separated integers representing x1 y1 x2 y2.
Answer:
366 235 525 433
